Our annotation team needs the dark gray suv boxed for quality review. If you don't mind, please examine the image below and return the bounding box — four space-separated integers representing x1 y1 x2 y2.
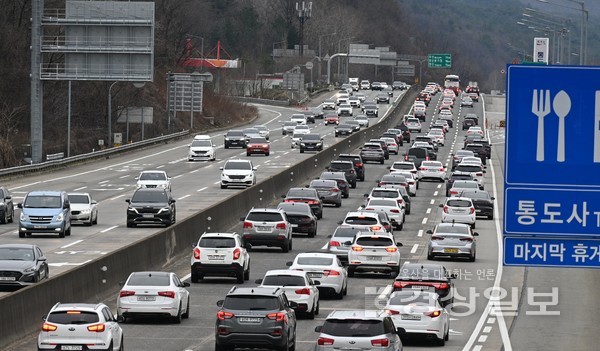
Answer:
215 286 297 351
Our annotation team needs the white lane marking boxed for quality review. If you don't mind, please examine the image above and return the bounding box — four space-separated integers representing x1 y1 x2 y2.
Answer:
430 199 435 205
410 244 419 254
473 346 483 351
433 191 438 196
462 96 513 351
321 243 328 250
60 240 83 249
190 169 200 173
181 273 191 281
173 174 183 179
417 230 423 237
110 194 125 201
156 165 165 169
178 195 191 200
274 155 281 159
73 186 87 191
404 261 410 265
422 218 428 224
483 326 492 333
487 317 496 324
98 180 109 184
101 225 118 233
197 187 208 192
478 335 488 343
119 175 129 179
377 285 393 300
426 208 431 214
283 152 289 155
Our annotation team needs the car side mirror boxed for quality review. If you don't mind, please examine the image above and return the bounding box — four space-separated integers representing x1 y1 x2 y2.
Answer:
482 170 487 173
344 241 352 245
219 167 223 170
253 167 257 171
244 243 252 251
491 197 496 200
217 300 224 307
288 301 298 309
255 279 263 284
134 177 139 180
473 232 480 236
182 282 190 287
191 241 197 248
125 199 131 204
118 280 125 286
170 199 176 204
327 234 332 238
38 257 47 262
17 203 23 209
305 185 310 188
91 200 97 205
313 280 321 286
337 220 343 225
315 325 323 333
396 242 403 247
281 195 286 198
426 230 433 234
286 261 293 267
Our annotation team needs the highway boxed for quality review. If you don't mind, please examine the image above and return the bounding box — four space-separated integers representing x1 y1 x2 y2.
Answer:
4 89 599 351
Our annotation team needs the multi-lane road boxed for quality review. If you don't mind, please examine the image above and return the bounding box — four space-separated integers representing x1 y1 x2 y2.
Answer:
3 88 599 351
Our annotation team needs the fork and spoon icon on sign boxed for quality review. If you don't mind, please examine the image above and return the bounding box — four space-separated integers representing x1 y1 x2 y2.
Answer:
532 89 571 162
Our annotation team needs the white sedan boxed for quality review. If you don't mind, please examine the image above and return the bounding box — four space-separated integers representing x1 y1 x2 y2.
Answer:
363 198 405 230
287 252 348 299
385 290 450 346
417 161 446 182
67 192 98 226
117 271 190 323
257 269 320 319
391 171 418 195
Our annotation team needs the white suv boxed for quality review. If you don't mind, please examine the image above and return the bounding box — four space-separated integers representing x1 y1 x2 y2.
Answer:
38 302 124 351
440 197 477 228
136 170 171 191
188 134 216 161
347 232 402 277
191 232 250 283
220 159 256 189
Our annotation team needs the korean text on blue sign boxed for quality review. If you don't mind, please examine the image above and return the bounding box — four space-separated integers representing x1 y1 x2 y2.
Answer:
504 236 600 268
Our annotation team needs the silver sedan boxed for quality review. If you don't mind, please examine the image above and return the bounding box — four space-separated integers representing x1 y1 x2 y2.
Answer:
426 222 478 261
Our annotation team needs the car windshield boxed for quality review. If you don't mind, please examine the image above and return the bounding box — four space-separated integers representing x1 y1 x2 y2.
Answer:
447 199 472 207
408 148 427 158
284 122 296 127
382 175 406 183
47 311 100 325
370 190 397 198
451 174 473 181
368 199 397 207
127 273 170 286
23 195 61 208
262 275 305 286
191 140 212 147
246 212 283 222
362 144 380 150
224 161 252 170
254 126 267 131
0 247 35 261
68 194 90 204
389 293 436 306
330 162 352 170
303 134 321 141
461 191 490 199
227 131 244 136
287 189 316 198
296 256 333 266
321 319 383 337
199 237 236 248
436 224 470 234
139 172 167 181
356 237 394 246
455 165 482 173
278 203 310 214
131 190 168 203
392 163 413 170
345 216 378 225
453 181 478 188
223 296 279 311
248 137 267 143
244 128 259 134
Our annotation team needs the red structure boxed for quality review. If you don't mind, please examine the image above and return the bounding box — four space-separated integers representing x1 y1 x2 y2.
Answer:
180 35 240 69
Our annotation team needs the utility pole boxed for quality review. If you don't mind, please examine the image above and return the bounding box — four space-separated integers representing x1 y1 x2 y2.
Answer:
296 1 312 57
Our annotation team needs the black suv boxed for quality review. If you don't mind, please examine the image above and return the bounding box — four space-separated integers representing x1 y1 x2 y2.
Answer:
464 144 487 165
299 133 323 153
215 286 298 351
0 186 14 224
337 154 365 181
327 160 357 188
126 188 176 227
224 130 248 149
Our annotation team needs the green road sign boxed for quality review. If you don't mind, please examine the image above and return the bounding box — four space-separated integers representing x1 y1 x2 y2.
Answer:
428 54 452 68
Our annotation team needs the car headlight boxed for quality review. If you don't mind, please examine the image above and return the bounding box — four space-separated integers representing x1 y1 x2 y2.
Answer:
245 174 253 179
316 143 322 146
23 266 35 274
128 207 139 214
157 207 170 214
81 209 90 214
160 183 168 188
225 138 230 141
55 213 64 222
20 212 27 221
222 173 227 178
300 143 306 147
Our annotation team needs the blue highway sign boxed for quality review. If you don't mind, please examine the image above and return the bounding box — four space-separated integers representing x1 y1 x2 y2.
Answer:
504 236 600 268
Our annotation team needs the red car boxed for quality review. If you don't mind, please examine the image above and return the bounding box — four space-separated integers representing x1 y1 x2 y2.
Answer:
246 137 270 156
325 113 340 125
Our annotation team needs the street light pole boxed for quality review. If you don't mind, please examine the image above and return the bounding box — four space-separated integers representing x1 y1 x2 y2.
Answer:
108 81 118 148
536 0 587 65
327 53 348 85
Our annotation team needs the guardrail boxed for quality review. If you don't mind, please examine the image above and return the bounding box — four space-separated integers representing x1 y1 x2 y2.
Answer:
0 87 418 349
0 130 190 179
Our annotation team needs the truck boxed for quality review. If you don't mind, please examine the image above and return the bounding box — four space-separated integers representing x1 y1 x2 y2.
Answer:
348 77 359 91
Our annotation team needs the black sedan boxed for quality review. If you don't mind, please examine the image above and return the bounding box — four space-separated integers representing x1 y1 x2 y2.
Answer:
277 202 318 237
0 244 49 287
334 124 354 137
459 189 495 219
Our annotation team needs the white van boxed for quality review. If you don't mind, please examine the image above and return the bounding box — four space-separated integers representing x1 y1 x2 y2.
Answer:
349 77 359 91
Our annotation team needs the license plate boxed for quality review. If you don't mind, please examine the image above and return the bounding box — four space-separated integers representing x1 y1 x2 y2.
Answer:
137 296 156 301
444 248 459 253
367 256 382 261
61 346 83 351
476 209 482 213
401 314 421 320
291 224 299 228
142 214 154 218
208 255 224 260
256 226 270 231
34 225 47 229
307 273 322 278
411 285 432 290
253 149 262 151
238 317 261 323
0 277 16 281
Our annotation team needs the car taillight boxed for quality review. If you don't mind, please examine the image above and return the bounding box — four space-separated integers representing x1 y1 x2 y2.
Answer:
87 323 106 332
384 309 400 315
460 237 474 242
426 156 430 161
391 143 397 147
424 310 442 318
352 246 364 252
371 225 382 231
356 163 363 167
243 221 253 229
318 337 335 346
469 207 475 214
329 241 340 247
390 209 400 213
323 270 341 276
267 312 288 323
443 205 449 213
476 172 483 176
371 338 390 347
433 283 449 290
217 311 234 320
439 168 444 171
193 247 201 259
386 247 397 252
431 236 444 241
307 200 319 205
331 188 340 192
397 199 404 205
276 222 287 230
295 288 311 295
233 248 241 260
158 291 175 299
119 290 135 298
42 323 57 332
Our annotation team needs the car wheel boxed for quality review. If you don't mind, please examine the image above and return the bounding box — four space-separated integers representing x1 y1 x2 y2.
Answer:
126 222 136 228
224 144 229 149
182 297 190 319
444 325 450 341
397 221 403 231
406 207 411 215
282 240 290 253
308 228 316 238
348 266 355 277
427 252 435 260
343 282 348 295
236 270 244 284
351 181 357 189
18 231 25 238
380 159 384 165
471 222 476 229
59 229 65 238
0 211 7 224
470 251 476 262
335 202 341 208
92 213 98 225
214 341 230 351
299 149 304 153
437 335 446 346
173 303 182 324
86 218 93 226
8 208 13 223
191 270 200 283
343 192 349 199
489 213 494 220
220 184 227 189
118 337 124 351
307 303 316 319
244 262 250 281
246 153 251 156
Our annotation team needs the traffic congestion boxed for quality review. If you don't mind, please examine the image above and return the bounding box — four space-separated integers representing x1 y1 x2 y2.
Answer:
0 78 504 351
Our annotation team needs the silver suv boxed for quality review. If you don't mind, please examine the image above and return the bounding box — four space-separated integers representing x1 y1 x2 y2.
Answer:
215 286 298 351
241 208 293 252
315 310 404 350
